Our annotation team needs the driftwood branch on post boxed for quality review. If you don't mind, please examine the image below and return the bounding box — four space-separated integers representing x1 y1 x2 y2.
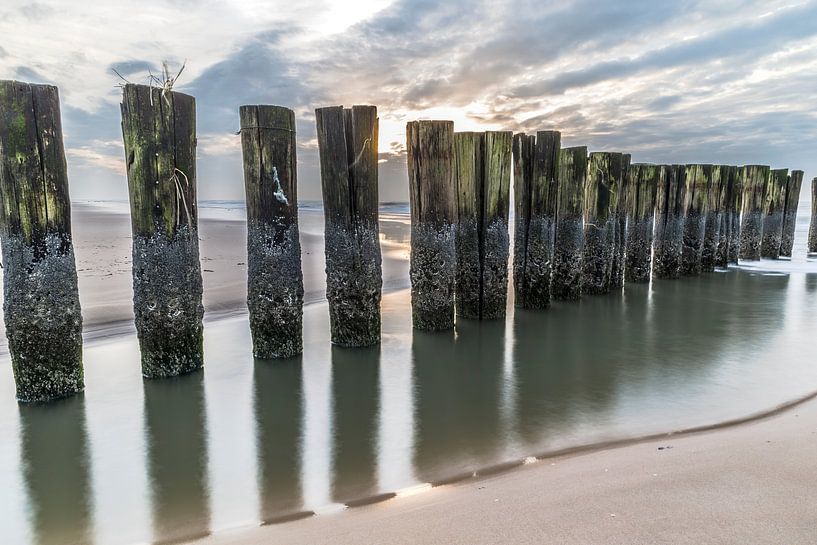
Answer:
512 131 560 309
316 105 382 346
240 104 304 358
0 80 83 402
121 83 203 378
407 120 456 330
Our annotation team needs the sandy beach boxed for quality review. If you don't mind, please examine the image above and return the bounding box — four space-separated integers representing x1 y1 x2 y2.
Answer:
200 392 817 545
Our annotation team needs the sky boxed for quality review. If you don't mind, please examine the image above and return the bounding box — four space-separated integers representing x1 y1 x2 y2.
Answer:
1 0 816 203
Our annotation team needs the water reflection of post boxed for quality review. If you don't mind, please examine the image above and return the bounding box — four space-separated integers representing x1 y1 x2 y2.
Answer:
19 395 93 545
330 345 380 503
143 372 210 544
412 321 504 483
253 358 304 522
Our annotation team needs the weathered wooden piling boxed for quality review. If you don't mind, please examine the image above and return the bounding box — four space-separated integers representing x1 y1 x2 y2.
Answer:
581 152 620 294
552 146 586 300
653 165 685 279
739 165 770 261
715 166 736 268
780 169 803 257
316 105 382 346
624 164 658 283
809 178 817 254
609 154 631 289
701 165 722 272
121 84 203 378
0 81 83 402
407 121 456 330
512 131 560 309
240 105 304 358
760 168 788 259
454 131 512 319
727 167 744 264
680 164 708 276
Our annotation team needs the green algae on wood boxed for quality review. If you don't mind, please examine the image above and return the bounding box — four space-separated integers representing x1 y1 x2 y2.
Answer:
581 151 621 294
624 163 659 283
680 164 708 276
0 80 83 402
120 84 203 378
240 105 304 358
455 131 512 320
552 146 586 301
780 169 803 257
653 165 684 279
760 168 788 259
316 105 382 346
739 165 769 261
407 120 456 331
610 153 631 289
512 131 560 310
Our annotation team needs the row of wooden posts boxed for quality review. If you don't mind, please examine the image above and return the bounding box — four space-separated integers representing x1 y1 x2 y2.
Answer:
0 80 809 403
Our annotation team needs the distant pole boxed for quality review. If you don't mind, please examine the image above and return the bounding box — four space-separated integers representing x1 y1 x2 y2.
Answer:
512 131 560 309
610 154 631 289
240 105 304 358
715 166 736 268
739 165 769 261
727 167 744 264
780 169 804 257
407 121 456 330
680 164 708 276
809 178 817 254
316 105 382 346
701 165 722 272
624 164 658 283
760 168 788 259
455 131 511 319
121 83 203 378
0 80 83 402
653 165 684 279
552 146 586 301
581 152 620 294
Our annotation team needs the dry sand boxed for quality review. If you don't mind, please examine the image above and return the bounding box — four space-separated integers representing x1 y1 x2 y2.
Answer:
199 393 817 545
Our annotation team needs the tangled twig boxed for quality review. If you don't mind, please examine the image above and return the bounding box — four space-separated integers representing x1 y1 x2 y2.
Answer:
148 60 186 106
171 167 194 230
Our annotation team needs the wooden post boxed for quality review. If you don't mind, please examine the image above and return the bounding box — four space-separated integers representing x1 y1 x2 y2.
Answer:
455 131 511 319
700 165 722 272
624 164 658 283
552 146 586 301
739 165 770 261
653 164 684 279
121 83 203 378
609 153 630 289
680 164 708 275
240 105 304 358
715 166 736 268
727 166 744 264
407 121 456 330
512 131 560 309
0 80 83 402
760 168 788 259
780 169 804 257
581 151 621 294
809 178 817 254
316 105 382 346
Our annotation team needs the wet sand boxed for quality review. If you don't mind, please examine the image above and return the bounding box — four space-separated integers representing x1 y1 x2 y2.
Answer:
201 393 817 545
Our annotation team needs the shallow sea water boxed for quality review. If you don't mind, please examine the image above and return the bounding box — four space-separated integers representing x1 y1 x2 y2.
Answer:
1 200 817 545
